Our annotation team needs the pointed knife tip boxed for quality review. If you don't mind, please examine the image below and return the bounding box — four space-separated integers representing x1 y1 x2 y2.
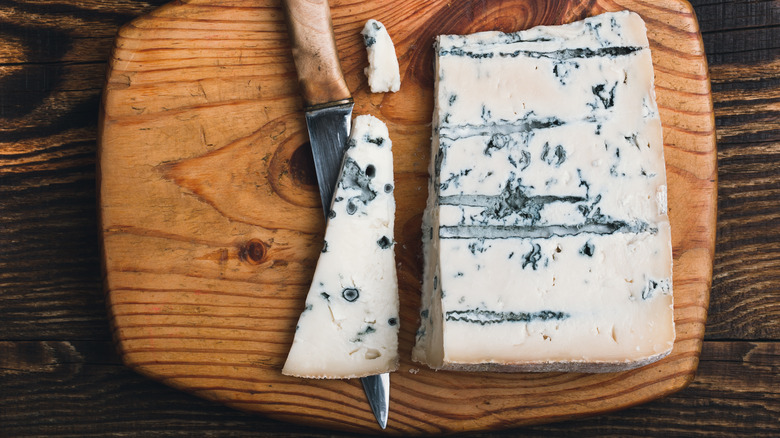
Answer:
361 373 390 430
371 398 388 430
374 408 388 430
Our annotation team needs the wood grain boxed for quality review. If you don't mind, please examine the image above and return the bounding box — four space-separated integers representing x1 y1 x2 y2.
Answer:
1 340 777 437
1 0 777 435
96 0 717 433
700 0 780 339
0 0 169 341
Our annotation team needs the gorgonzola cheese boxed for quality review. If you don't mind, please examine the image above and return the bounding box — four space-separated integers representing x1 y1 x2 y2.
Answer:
283 115 399 378
412 11 675 372
361 19 401 93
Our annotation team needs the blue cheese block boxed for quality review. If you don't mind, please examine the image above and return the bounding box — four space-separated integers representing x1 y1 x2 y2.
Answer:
283 115 399 379
361 19 401 93
413 11 675 372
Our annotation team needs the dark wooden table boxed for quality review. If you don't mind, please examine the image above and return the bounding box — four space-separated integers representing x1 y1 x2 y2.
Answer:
1 0 777 436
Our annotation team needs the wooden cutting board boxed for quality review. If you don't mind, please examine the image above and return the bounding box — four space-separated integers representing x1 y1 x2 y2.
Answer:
98 0 716 433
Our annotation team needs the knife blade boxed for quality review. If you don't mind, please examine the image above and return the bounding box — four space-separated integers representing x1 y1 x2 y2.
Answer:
303 103 353 212
281 0 389 429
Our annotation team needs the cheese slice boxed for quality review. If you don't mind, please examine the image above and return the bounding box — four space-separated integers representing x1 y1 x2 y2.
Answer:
361 19 401 93
283 115 399 379
412 11 675 372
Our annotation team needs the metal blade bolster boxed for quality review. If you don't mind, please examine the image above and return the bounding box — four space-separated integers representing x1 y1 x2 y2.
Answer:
304 100 354 215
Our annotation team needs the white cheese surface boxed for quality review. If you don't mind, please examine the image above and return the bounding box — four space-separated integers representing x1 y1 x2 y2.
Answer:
283 115 399 379
361 19 401 93
413 11 675 372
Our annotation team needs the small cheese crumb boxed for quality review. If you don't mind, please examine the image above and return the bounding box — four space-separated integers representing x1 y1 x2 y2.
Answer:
361 20 401 93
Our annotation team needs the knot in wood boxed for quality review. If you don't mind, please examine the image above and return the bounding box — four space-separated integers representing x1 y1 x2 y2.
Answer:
289 142 318 187
239 239 267 265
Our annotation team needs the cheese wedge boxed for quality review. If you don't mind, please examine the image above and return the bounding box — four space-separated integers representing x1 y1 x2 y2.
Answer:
283 115 399 378
412 11 675 372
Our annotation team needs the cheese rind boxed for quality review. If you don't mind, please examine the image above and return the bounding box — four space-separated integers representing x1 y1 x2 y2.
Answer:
413 11 675 372
361 19 401 93
283 115 399 379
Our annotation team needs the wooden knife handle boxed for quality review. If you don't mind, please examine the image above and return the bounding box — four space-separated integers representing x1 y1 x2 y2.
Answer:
282 0 351 107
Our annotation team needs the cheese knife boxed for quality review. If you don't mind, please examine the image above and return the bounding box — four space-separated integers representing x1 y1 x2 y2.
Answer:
281 0 389 429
